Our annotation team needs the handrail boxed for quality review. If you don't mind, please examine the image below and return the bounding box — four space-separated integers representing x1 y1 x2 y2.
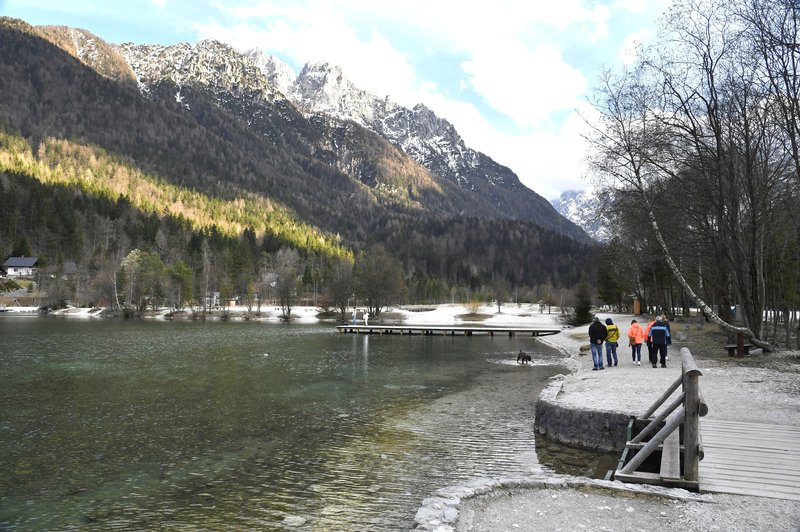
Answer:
631 392 685 444
620 409 685 474
616 347 707 486
641 375 683 420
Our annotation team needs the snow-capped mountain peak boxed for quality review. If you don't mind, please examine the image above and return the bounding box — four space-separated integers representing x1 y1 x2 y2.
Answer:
104 37 589 242
551 189 610 242
119 40 285 103
245 48 295 96
288 61 383 127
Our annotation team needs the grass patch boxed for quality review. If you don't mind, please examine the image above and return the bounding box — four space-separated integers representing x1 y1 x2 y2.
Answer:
0 279 22 292
457 313 493 322
401 306 437 312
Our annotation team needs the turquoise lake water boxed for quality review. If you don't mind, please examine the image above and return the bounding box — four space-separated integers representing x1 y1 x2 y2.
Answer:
0 316 569 530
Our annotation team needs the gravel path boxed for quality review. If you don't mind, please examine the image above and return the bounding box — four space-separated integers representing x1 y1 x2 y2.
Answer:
458 484 799 532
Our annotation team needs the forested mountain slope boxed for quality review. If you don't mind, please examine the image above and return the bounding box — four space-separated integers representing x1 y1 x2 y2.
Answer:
0 18 594 298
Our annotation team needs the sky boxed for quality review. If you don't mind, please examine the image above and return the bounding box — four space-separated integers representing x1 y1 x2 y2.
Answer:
1 0 670 200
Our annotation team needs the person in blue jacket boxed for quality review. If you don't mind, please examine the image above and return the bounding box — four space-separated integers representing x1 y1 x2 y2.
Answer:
648 317 671 368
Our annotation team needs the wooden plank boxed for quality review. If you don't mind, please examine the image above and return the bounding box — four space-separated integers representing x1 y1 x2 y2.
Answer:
702 422 800 433
703 427 800 441
700 469 800 485
335 325 561 336
700 481 800 501
614 471 664 485
698 419 800 501
703 432 800 443
615 471 698 490
701 457 800 471
703 434 800 454
704 427 800 440
703 423 800 436
701 470 800 485
700 479 800 495
702 420 800 433
704 445 800 457
704 447 800 460
660 429 681 480
705 448 800 460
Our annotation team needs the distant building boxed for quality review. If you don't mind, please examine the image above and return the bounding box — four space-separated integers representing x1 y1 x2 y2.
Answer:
2 257 39 278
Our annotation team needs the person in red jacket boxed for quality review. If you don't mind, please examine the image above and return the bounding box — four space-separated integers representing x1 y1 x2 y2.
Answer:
627 319 645 365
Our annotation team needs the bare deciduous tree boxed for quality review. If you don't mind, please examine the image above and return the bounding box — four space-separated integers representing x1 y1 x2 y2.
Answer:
585 0 800 349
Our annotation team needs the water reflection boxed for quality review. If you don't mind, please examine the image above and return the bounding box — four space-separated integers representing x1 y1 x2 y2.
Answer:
536 437 619 478
0 317 567 530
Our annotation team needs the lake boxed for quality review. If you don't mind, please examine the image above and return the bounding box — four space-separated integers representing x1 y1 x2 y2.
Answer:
0 316 569 530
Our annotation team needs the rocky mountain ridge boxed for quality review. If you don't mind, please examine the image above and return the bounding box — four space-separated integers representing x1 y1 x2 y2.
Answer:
7 18 589 244
276 60 581 238
113 38 587 241
550 189 610 242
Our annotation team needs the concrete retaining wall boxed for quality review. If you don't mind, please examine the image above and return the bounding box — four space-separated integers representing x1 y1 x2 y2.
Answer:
533 377 632 452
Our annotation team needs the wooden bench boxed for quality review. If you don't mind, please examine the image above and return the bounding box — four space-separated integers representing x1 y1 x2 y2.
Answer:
724 343 752 356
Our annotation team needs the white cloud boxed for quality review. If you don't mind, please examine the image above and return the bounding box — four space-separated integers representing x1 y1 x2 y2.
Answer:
149 0 167 9
192 0 663 197
462 43 587 128
613 0 648 14
414 92 596 200
195 5 422 107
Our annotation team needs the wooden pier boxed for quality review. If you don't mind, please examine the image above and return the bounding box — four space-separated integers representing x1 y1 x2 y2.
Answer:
336 324 561 337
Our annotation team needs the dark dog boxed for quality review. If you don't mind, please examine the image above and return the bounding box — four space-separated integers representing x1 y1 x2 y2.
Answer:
517 350 532 365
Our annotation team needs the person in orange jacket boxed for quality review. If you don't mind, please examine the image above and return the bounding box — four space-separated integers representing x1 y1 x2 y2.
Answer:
627 319 646 365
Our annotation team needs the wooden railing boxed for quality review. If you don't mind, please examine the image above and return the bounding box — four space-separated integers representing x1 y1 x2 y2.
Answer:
612 347 707 489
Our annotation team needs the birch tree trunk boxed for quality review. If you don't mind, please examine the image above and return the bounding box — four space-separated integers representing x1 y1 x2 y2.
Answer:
642 199 771 350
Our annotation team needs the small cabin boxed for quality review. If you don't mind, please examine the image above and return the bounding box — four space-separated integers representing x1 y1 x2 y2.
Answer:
2 256 39 278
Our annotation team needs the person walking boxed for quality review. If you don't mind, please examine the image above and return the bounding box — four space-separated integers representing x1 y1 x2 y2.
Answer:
604 318 620 367
644 316 657 368
364 311 369 326
627 319 645 365
648 317 671 367
588 316 608 371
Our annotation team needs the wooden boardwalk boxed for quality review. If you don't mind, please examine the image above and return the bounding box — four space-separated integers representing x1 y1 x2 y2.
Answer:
335 325 561 337
699 419 800 501
611 348 800 502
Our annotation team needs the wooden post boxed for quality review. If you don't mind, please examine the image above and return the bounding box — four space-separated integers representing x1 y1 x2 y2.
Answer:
682 347 702 482
736 332 745 357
